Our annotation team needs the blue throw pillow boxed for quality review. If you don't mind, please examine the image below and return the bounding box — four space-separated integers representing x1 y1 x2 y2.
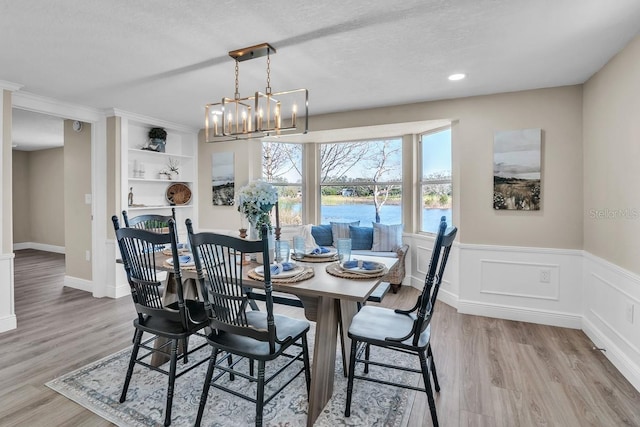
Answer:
311 224 333 247
349 226 373 250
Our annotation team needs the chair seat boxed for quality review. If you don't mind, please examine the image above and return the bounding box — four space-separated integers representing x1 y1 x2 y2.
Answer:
348 305 431 350
135 300 208 339
208 311 310 360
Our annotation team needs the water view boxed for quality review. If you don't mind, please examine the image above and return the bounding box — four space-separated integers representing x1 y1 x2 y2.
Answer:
285 203 451 233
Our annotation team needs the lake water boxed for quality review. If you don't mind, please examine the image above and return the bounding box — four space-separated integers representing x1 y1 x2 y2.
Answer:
288 203 452 232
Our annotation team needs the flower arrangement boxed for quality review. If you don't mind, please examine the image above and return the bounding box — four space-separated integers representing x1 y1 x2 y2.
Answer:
237 180 278 238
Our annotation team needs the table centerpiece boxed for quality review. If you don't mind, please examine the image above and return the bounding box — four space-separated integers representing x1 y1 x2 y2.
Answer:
237 180 278 263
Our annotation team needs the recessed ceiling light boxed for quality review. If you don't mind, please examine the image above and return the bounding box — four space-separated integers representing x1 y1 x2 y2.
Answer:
448 73 466 81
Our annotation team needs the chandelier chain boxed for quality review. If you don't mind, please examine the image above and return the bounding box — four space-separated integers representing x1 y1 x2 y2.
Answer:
266 51 272 95
234 59 240 99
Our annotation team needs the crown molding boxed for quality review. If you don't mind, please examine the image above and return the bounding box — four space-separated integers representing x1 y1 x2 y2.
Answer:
0 80 23 91
106 108 198 134
12 91 104 123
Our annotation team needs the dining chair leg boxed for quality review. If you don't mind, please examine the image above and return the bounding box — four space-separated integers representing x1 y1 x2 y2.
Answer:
419 350 439 427
302 335 311 396
195 348 218 427
255 360 266 426
427 345 440 392
182 337 189 364
364 343 371 374
120 329 143 403
164 339 179 426
344 339 359 417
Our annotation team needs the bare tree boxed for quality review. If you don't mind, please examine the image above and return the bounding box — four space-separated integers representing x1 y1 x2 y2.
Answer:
262 142 302 183
365 140 402 222
319 142 369 182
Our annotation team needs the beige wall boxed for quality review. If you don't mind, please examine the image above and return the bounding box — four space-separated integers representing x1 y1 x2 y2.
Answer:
63 120 92 280
583 35 640 274
197 136 261 230
12 150 31 243
199 85 584 249
27 148 65 247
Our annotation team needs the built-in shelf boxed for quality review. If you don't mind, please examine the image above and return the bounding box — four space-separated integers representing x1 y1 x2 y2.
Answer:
128 178 193 183
127 148 192 160
126 204 193 211
118 113 198 228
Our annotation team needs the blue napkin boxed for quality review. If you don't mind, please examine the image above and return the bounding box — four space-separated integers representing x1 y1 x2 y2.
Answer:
178 255 192 264
270 262 295 275
311 246 330 254
343 260 379 270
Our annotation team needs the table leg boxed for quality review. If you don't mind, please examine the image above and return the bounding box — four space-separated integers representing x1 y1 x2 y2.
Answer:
338 301 358 377
306 295 338 427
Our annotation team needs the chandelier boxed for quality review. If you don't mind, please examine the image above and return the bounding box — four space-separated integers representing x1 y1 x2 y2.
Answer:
205 43 308 142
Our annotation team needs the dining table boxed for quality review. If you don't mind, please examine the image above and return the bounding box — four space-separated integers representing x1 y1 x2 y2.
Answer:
157 249 399 427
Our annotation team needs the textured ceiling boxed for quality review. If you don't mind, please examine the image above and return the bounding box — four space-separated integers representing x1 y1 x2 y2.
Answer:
3 0 640 149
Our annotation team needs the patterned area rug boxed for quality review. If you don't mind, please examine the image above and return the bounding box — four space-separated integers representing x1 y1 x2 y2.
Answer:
46 335 420 426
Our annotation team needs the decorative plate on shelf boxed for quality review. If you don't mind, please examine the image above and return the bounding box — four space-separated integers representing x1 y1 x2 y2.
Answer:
165 183 192 205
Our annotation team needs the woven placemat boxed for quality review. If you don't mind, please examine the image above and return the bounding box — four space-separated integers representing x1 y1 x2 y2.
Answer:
162 261 197 271
291 254 339 263
247 266 315 283
325 262 388 279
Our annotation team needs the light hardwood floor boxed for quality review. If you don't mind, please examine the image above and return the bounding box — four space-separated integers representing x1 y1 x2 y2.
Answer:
1 250 639 426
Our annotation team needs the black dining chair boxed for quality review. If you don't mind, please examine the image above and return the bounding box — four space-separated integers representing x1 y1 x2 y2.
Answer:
344 216 457 427
186 220 311 427
122 208 179 241
112 216 209 426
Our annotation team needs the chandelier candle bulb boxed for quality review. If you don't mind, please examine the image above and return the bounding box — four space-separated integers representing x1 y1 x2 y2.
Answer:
213 115 219 136
242 111 247 133
275 103 281 129
292 105 297 128
227 114 232 134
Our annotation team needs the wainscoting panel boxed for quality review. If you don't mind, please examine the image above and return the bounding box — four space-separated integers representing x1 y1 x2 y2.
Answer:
480 259 559 300
458 244 583 328
583 253 640 392
405 233 459 308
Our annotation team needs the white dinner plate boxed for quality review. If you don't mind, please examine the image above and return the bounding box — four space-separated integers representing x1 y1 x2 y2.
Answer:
339 261 385 274
254 264 304 278
305 248 337 258
165 256 195 267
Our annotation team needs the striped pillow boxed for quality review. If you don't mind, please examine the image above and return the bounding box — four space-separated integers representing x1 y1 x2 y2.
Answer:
330 221 360 246
371 223 403 251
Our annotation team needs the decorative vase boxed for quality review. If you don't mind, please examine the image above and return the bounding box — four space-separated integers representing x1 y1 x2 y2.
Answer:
248 217 275 264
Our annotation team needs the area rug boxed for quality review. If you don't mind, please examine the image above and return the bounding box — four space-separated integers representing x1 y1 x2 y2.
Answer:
46 336 420 426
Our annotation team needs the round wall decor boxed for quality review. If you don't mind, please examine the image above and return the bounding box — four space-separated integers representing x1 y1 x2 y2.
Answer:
165 183 192 205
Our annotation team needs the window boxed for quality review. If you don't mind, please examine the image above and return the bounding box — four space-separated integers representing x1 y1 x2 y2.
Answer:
262 142 303 225
420 128 452 233
319 139 402 225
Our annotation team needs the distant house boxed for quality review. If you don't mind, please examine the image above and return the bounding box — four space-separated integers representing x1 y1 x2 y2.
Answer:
341 188 355 197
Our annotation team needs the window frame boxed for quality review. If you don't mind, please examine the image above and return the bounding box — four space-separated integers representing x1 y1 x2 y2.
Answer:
419 126 452 235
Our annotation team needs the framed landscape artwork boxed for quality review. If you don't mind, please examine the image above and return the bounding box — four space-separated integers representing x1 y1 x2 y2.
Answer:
493 128 541 210
211 152 235 206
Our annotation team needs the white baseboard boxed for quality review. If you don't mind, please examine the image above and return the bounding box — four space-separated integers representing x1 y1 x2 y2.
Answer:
582 316 640 392
0 314 17 333
457 299 582 329
13 242 65 254
64 276 92 293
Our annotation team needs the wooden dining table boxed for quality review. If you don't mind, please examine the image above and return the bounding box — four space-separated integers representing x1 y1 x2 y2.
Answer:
161 252 398 427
